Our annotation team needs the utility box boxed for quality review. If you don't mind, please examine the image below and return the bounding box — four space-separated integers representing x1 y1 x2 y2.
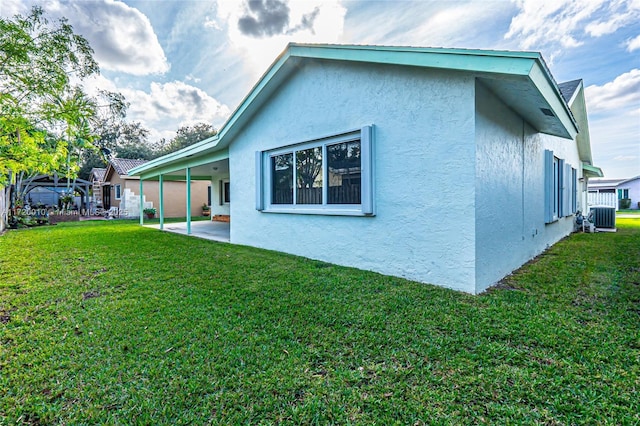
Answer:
590 206 616 229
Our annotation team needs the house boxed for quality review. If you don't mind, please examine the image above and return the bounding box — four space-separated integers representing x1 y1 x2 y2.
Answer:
89 167 106 208
615 176 640 209
130 43 603 294
103 158 210 218
588 176 640 210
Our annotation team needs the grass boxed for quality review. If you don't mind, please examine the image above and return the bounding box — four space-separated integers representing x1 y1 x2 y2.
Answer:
617 209 640 215
1 219 639 424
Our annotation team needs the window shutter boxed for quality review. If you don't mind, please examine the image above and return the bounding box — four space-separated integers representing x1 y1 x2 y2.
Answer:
255 151 264 211
544 150 553 223
563 162 571 216
360 125 374 215
219 180 224 205
558 159 565 217
571 167 578 213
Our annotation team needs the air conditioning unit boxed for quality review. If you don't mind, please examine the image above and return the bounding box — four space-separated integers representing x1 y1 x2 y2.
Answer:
590 206 616 229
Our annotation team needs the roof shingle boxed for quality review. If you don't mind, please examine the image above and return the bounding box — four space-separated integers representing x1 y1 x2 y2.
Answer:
109 158 148 175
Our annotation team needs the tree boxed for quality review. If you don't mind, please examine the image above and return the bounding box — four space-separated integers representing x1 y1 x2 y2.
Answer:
155 123 217 157
0 6 99 207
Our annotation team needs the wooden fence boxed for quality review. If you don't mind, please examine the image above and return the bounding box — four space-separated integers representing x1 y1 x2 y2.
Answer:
273 185 361 205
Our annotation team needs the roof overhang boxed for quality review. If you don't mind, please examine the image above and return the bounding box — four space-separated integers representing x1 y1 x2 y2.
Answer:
582 163 604 178
130 43 579 178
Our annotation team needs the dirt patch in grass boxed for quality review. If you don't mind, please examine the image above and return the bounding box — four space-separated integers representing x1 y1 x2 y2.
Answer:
82 290 101 300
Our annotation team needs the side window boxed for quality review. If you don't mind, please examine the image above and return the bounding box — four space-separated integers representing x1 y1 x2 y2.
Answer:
114 184 122 200
257 126 374 216
545 150 576 223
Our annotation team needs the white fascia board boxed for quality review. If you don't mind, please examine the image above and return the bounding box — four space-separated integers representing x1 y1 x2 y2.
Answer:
138 149 229 180
529 62 578 139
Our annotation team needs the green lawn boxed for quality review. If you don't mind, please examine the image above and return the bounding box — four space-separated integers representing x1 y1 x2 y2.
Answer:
1 219 639 424
617 209 640 216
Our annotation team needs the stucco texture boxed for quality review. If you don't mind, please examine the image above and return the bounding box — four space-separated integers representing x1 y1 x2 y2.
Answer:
107 175 209 218
229 60 478 293
222 59 583 294
474 82 581 292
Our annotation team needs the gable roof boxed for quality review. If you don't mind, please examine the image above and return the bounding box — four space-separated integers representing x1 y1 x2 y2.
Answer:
130 43 581 179
110 158 148 176
588 178 625 189
90 167 106 181
618 175 640 186
558 79 582 104
104 158 148 182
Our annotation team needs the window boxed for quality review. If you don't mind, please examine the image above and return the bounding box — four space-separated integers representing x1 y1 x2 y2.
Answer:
544 150 577 223
218 180 230 204
256 126 374 216
114 184 122 200
224 181 231 204
618 188 629 199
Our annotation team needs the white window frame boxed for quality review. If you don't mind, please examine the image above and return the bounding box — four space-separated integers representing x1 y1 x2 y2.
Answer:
114 184 122 200
256 126 374 216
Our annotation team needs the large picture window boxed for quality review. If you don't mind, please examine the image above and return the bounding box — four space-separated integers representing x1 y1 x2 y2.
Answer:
257 126 374 216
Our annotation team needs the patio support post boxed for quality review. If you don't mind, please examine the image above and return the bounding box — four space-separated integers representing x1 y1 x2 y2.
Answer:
186 167 191 235
139 179 144 225
159 174 164 230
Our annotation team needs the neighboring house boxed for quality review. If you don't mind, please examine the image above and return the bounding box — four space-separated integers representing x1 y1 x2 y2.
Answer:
130 43 603 294
104 158 209 218
615 175 640 209
587 176 640 209
89 167 106 208
587 178 623 209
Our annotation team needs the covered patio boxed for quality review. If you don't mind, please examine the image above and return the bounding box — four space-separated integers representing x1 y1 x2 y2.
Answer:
145 220 230 242
129 140 230 235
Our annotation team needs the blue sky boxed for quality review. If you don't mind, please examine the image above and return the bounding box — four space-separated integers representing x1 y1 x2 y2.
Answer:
2 0 639 178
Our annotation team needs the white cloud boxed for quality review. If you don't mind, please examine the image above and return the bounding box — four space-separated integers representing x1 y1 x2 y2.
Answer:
585 69 640 113
506 0 640 51
216 0 347 78
0 0 24 17
613 155 638 161
204 16 222 30
626 34 640 51
79 75 230 141
1 0 170 76
120 81 231 141
64 0 170 75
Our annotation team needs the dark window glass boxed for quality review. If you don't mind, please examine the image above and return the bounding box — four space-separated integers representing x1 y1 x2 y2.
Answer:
328 141 361 204
224 181 230 203
296 147 322 205
271 153 293 204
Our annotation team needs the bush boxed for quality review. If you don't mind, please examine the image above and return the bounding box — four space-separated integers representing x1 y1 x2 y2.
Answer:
619 198 631 209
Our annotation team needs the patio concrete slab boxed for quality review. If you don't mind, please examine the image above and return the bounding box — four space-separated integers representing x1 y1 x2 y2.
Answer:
146 220 230 242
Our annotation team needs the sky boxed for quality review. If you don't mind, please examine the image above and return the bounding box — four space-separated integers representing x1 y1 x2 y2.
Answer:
1 0 639 179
